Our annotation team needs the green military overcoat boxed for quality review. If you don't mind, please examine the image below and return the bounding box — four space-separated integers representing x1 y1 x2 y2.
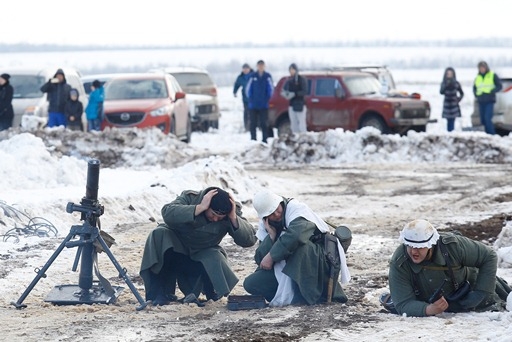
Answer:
389 232 510 317
140 188 257 298
252 199 348 304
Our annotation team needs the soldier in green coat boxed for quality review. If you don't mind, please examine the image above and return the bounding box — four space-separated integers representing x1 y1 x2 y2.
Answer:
386 219 511 317
243 190 351 306
140 187 257 305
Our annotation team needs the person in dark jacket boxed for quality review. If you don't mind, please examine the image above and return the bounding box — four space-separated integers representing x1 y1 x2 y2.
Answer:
282 63 308 133
473 61 502 134
85 80 104 131
0 73 14 131
440 67 464 132
385 219 511 317
65 89 83 131
246 60 274 143
40 68 72 128
140 187 257 305
233 63 253 132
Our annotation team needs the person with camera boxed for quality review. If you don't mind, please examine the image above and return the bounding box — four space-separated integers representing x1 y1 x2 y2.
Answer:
440 67 464 132
40 68 72 128
281 63 308 134
383 219 511 317
140 187 257 306
243 190 351 306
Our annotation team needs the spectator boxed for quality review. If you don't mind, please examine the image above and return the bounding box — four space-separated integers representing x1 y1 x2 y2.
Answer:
85 80 104 131
282 63 308 134
0 73 14 131
65 89 84 131
233 63 253 131
40 69 71 128
440 67 464 132
246 60 274 143
473 61 502 134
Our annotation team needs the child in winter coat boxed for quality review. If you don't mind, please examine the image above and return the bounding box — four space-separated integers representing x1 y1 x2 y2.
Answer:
85 80 104 131
65 89 84 131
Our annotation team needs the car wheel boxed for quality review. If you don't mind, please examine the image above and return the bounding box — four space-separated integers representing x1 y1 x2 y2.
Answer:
277 118 292 137
210 120 219 130
412 125 426 133
183 116 192 143
360 114 389 133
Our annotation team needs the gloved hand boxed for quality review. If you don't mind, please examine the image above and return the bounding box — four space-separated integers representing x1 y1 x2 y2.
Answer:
458 290 487 310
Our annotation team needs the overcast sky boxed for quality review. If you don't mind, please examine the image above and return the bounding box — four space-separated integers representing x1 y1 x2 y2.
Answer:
2 0 508 46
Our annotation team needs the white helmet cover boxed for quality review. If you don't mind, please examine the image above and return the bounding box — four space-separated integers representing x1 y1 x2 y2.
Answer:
253 190 283 219
399 219 440 248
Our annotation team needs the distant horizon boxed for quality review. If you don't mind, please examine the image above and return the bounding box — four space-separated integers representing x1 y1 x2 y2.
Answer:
1 37 511 53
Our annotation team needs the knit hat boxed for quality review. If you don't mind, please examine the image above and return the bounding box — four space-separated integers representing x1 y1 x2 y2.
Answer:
92 80 101 88
70 89 79 97
242 63 250 69
209 188 233 215
0 73 10 81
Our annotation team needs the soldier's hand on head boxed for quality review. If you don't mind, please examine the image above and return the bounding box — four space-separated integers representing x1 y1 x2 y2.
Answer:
264 218 277 241
425 296 449 316
195 189 218 216
227 193 239 228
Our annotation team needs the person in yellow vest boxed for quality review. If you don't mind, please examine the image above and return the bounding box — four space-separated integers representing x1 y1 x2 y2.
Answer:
473 61 502 134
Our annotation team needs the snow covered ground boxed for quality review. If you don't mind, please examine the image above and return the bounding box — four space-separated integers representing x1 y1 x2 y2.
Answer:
1 84 512 341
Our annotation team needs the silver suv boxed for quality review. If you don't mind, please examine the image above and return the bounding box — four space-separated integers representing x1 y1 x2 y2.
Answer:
150 67 220 131
8 67 88 129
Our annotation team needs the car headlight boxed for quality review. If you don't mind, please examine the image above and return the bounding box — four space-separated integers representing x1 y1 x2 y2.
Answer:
150 105 171 117
394 109 401 118
195 106 199 114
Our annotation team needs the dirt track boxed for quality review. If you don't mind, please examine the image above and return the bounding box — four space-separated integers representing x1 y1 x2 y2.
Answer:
1 162 512 341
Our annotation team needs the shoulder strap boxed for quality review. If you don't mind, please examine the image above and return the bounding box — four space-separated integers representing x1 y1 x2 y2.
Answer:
438 242 459 289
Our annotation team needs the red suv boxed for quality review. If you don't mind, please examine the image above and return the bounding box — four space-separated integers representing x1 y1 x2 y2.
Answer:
102 73 191 142
269 71 434 135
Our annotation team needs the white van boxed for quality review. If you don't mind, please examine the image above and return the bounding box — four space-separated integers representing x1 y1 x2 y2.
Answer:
8 67 88 129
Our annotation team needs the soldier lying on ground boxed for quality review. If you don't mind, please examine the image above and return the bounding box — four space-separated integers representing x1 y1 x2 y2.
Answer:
243 190 351 306
140 187 257 305
383 219 511 316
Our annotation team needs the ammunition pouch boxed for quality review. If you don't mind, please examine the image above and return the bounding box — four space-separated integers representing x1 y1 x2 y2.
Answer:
445 280 471 302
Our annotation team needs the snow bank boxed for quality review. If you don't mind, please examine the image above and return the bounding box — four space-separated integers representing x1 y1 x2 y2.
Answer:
496 221 512 268
0 127 203 169
0 133 87 190
240 128 512 165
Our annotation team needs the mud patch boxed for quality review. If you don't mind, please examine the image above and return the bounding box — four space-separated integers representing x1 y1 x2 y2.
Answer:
442 214 512 244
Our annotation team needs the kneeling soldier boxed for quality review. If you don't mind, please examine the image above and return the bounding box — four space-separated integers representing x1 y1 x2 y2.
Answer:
140 187 257 305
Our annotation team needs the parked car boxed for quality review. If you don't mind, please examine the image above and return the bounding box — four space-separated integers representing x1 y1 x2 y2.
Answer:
8 67 88 129
150 67 220 131
329 65 421 99
268 70 434 136
102 73 191 142
471 77 512 135
81 74 117 95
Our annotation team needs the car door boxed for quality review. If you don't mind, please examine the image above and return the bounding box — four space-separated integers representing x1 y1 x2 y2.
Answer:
308 77 351 131
167 75 188 137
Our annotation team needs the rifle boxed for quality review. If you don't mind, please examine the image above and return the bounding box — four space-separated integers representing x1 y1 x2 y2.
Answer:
324 233 340 303
428 279 447 304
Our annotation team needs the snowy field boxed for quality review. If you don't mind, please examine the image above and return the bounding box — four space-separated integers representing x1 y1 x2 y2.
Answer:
1 77 512 340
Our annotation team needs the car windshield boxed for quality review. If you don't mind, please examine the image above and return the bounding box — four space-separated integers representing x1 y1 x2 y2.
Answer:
171 73 213 87
105 79 168 100
9 75 45 99
344 76 383 96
